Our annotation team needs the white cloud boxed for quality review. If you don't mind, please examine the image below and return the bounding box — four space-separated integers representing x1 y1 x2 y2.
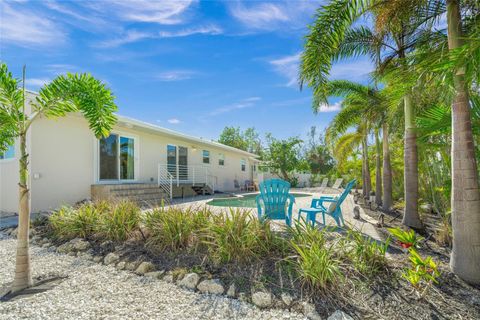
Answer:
228 0 321 31
269 53 300 87
46 64 79 75
317 101 342 113
167 118 181 124
155 70 196 82
330 59 374 82
97 25 222 48
0 2 67 47
82 0 197 25
209 97 262 116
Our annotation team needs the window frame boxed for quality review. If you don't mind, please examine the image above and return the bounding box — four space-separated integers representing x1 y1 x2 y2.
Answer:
240 158 246 172
97 132 138 183
218 153 225 166
202 150 210 164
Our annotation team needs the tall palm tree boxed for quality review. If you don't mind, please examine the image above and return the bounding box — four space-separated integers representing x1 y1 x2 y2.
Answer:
299 0 439 228
0 63 117 292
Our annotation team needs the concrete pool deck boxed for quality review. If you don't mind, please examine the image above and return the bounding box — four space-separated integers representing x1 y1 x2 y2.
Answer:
164 187 384 243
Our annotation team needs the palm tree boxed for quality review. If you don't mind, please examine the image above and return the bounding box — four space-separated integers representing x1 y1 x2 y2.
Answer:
324 80 391 204
0 63 117 292
299 0 437 228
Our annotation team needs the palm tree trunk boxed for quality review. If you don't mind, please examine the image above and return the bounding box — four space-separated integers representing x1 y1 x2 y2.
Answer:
362 134 371 198
447 0 480 285
402 93 423 229
375 128 382 205
12 130 32 292
382 122 393 211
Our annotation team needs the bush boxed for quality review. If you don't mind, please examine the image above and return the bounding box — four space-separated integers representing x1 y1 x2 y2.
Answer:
144 206 211 251
205 209 277 264
96 200 141 241
49 203 101 240
342 229 390 277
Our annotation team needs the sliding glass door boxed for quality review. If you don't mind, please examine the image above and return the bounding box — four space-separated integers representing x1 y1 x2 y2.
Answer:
166 145 188 180
99 134 135 181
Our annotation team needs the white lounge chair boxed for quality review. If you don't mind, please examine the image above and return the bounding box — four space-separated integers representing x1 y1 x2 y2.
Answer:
320 178 329 189
332 178 343 189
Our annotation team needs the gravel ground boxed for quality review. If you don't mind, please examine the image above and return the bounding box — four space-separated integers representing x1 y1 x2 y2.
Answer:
0 233 306 320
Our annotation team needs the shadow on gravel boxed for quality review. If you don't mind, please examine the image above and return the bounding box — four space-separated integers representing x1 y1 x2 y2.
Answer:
0 276 68 302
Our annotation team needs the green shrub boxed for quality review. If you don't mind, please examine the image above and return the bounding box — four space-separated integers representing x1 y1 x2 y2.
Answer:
291 241 341 290
96 200 141 241
403 248 440 298
144 206 211 251
205 209 276 264
342 229 390 277
49 203 100 240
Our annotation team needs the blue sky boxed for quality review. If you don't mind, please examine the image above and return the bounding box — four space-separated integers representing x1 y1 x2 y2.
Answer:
0 0 373 141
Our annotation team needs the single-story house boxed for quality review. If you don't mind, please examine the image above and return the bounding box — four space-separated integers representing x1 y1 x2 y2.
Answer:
0 92 260 213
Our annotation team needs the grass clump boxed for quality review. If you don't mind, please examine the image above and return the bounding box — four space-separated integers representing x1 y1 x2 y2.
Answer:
205 209 277 264
96 200 141 241
144 206 211 251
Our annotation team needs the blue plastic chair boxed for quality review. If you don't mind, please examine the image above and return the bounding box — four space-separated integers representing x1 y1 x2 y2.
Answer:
256 179 295 226
298 179 356 227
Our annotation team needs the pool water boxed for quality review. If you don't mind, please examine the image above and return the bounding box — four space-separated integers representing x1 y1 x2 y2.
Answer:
207 193 311 208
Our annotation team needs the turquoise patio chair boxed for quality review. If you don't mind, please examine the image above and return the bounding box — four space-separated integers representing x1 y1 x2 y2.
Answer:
298 179 356 227
256 179 295 226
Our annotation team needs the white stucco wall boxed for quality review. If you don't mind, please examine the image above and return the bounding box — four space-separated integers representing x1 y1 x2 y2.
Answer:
0 112 258 213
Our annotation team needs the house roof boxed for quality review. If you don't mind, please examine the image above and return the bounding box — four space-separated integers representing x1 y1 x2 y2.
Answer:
26 90 259 159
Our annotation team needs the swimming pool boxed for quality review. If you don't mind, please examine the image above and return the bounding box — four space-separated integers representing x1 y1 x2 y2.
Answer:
207 193 312 208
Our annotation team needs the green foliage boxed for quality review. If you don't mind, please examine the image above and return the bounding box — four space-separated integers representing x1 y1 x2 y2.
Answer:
218 126 262 155
95 200 141 241
144 207 211 251
403 248 440 298
49 205 99 240
388 227 423 248
205 209 275 264
342 229 390 277
262 134 303 182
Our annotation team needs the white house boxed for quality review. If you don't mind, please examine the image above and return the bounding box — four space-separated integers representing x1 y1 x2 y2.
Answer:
0 92 260 213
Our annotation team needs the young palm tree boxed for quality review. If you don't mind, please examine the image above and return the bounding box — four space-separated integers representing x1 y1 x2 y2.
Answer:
0 63 117 292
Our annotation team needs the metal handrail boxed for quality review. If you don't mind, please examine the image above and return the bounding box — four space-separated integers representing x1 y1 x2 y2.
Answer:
158 164 217 196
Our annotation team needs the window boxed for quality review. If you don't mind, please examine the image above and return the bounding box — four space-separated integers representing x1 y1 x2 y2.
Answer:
218 153 225 166
203 150 210 164
99 134 135 180
0 144 15 160
241 159 246 172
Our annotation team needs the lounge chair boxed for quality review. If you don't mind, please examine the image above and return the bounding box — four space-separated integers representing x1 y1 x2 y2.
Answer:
331 178 344 189
297 179 356 227
320 178 329 189
256 179 295 226
234 179 245 192
244 180 255 192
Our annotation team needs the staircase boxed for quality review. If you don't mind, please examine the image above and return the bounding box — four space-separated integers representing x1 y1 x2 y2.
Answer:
191 184 214 196
91 184 169 208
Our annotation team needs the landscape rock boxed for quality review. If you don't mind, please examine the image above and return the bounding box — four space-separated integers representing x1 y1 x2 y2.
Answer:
302 302 322 320
116 261 126 270
226 283 236 297
124 262 138 271
104 252 120 265
41 242 51 248
93 256 103 263
163 274 174 283
238 292 248 302
251 291 272 308
57 242 74 254
70 238 91 251
178 273 199 290
135 261 155 275
327 310 353 320
281 293 294 307
145 271 165 279
67 251 77 257
100 240 114 252
197 279 224 295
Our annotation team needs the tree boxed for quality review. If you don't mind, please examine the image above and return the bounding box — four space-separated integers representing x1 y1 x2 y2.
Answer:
304 126 335 174
445 0 480 285
0 63 117 293
243 127 262 155
218 126 247 151
262 134 303 182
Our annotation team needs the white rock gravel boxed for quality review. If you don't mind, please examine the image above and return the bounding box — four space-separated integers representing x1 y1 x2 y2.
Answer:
0 233 307 319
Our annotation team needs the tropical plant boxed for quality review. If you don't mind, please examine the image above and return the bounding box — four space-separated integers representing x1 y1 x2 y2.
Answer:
261 134 303 182
403 248 440 299
96 200 141 241
388 227 423 248
0 63 117 292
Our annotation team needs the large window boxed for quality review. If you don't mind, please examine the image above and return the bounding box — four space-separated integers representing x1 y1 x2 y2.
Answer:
99 134 135 180
241 159 246 172
218 153 225 166
0 144 15 160
203 150 210 164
